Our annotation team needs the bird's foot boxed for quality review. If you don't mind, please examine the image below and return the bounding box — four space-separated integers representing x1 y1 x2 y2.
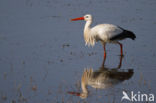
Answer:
118 54 124 58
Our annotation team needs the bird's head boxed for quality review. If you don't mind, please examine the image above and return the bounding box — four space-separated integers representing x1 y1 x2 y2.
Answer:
67 91 88 99
71 14 92 22
84 14 92 21
80 92 88 99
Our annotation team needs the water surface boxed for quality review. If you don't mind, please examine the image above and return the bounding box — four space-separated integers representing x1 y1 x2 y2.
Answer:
0 0 156 103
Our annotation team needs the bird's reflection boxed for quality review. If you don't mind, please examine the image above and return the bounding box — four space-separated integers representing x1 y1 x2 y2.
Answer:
68 56 134 99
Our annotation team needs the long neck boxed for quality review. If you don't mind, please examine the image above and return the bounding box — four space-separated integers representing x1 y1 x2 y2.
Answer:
81 69 90 94
84 20 92 34
84 20 95 46
81 82 88 94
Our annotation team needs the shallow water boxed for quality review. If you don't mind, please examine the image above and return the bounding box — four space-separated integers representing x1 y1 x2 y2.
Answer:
0 0 156 103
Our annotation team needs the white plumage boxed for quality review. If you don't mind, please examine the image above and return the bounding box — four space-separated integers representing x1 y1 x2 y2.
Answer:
71 14 136 57
68 67 133 99
90 24 123 44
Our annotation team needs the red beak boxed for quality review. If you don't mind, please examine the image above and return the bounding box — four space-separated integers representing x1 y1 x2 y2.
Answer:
67 91 81 96
71 17 84 21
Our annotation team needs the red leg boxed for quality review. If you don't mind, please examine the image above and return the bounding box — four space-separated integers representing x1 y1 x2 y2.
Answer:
102 43 107 67
117 55 123 69
117 42 123 56
103 43 106 60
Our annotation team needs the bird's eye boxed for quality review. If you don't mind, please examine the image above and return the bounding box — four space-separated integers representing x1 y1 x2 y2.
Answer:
86 16 88 18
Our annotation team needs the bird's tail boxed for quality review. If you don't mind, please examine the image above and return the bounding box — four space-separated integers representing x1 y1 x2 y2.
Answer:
124 30 136 40
110 29 136 41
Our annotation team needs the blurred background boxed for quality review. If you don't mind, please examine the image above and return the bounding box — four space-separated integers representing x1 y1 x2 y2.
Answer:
0 0 156 103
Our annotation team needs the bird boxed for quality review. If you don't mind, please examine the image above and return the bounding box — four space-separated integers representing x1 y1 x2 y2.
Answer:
68 56 134 99
71 14 136 58
68 67 134 99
